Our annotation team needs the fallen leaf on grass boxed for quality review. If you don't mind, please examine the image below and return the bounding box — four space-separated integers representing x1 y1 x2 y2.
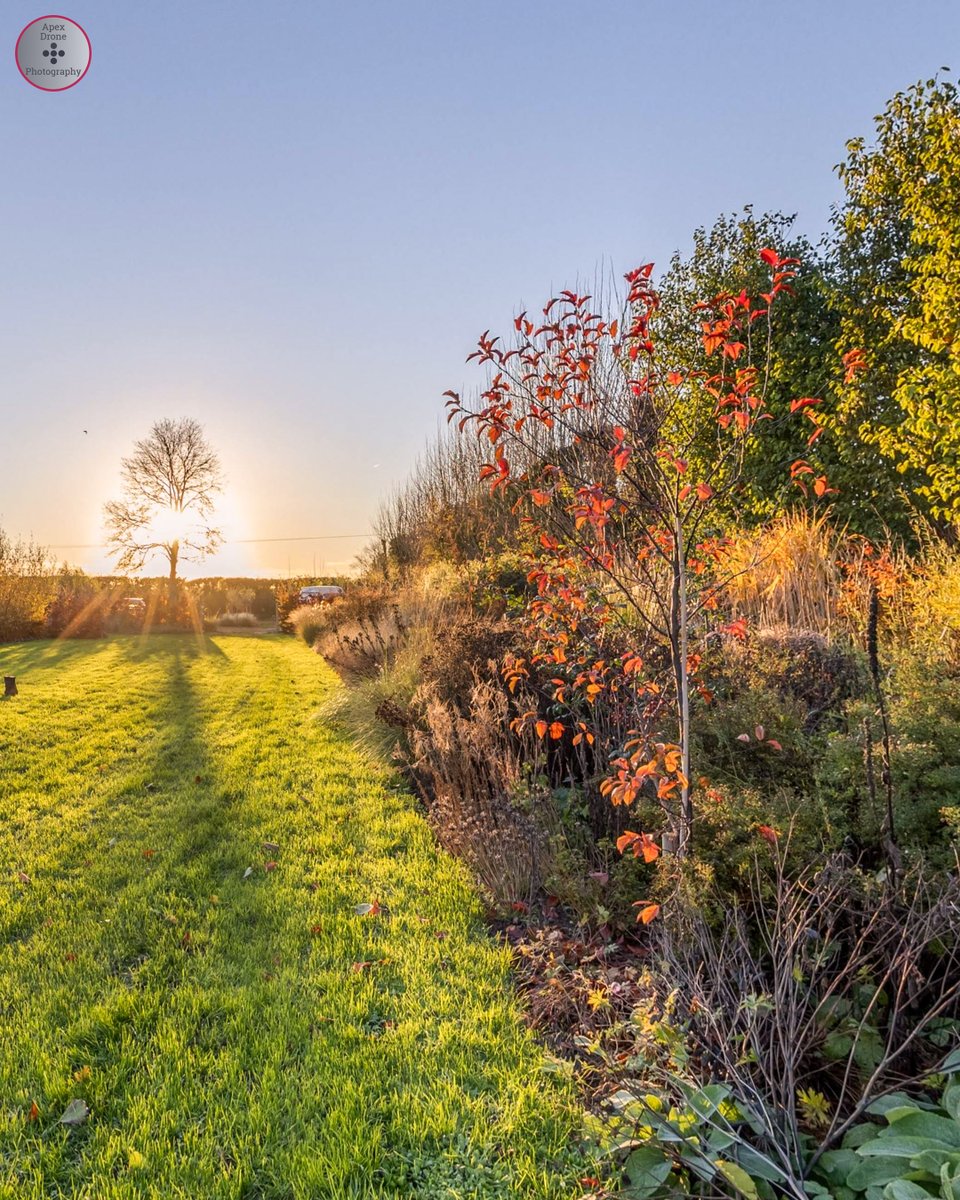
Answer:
27 1101 39 1123
354 899 381 916
351 958 387 973
16 872 31 885
263 861 279 873
242 867 253 880
309 924 323 935
141 849 156 860
59 1099 89 1126
73 1066 91 1083
262 841 279 853
64 952 77 963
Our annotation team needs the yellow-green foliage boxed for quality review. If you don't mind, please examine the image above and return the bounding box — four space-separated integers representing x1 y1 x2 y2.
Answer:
723 512 843 636
0 635 585 1198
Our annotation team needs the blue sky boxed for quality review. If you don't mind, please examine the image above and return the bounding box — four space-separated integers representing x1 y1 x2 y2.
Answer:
2 0 957 577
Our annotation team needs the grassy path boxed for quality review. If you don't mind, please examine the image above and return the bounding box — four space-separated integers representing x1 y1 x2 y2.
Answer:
0 635 582 1199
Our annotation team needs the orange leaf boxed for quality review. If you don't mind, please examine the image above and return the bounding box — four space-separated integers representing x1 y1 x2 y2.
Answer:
616 831 640 855
264 860 279 872
758 824 779 846
27 1101 39 1123
634 902 661 925
535 720 549 739
696 482 713 502
548 721 564 740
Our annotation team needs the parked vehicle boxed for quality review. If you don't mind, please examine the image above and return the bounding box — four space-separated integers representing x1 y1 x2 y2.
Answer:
297 585 344 605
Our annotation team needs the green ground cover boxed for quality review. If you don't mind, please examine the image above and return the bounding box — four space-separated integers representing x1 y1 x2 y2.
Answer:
0 634 582 1199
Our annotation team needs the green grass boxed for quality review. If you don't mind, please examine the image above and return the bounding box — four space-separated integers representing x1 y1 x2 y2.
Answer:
0 635 585 1199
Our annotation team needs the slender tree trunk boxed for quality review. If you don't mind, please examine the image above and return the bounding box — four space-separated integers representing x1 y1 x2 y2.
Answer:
672 506 693 857
168 540 179 608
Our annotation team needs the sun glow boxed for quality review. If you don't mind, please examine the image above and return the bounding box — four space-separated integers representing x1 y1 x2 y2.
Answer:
148 506 198 546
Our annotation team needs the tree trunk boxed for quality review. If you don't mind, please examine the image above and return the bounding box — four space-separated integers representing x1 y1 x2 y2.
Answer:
3 677 17 697
168 540 180 608
672 506 693 857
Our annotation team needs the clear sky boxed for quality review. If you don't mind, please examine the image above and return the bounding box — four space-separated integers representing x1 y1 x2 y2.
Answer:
1 1 957 578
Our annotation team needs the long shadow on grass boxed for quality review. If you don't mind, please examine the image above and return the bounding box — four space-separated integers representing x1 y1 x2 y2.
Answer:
38 642 290 1180
0 632 229 682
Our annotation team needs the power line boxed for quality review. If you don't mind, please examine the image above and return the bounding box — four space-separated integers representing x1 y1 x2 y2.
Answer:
43 532 372 550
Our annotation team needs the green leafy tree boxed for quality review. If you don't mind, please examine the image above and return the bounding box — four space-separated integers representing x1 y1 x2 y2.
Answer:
832 75 960 529
655 209 845 528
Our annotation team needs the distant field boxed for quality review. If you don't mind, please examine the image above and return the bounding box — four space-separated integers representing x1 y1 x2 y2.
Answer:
0 635 582 1199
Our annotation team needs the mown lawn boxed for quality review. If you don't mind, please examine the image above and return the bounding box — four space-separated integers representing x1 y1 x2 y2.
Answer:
0 634 584 1199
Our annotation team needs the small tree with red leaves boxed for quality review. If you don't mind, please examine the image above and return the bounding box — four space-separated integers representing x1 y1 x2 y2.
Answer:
446 250 845 866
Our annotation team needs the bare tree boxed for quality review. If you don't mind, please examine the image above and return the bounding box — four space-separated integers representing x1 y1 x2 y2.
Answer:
104 418 223 600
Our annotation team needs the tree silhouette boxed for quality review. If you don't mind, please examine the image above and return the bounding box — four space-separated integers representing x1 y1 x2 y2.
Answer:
104 417 223 600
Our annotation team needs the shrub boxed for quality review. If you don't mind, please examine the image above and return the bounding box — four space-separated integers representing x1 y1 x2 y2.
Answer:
0 530 53 642
276 583 303 633
44 570 111 638
225 587 255 614
813 1076 960 1199
218 611 258 629
288 605 324 645
407 679 550 907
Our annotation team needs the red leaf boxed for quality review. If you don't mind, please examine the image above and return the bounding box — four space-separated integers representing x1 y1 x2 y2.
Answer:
264 860 279 872
790 397 821 413
695 482 714 502
766 739 783 751
27 1101 39 1123
759 247 780 268
758 824 779 846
